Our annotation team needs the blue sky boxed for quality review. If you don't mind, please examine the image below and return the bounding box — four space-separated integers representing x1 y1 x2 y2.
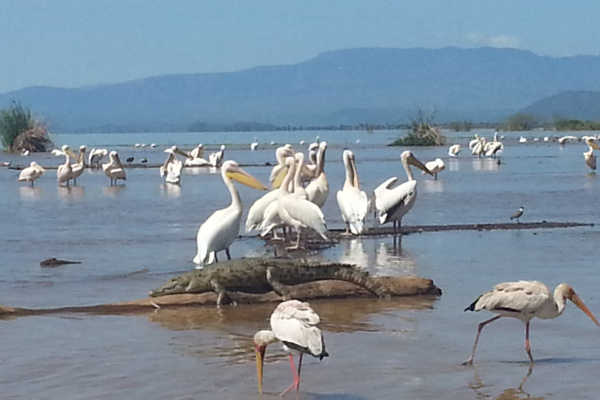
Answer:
1 1 599 93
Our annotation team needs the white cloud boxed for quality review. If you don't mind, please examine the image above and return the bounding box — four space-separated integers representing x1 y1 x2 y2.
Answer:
466 33 522 49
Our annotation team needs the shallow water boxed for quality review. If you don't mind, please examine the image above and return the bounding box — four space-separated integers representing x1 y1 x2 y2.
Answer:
2 129 600 399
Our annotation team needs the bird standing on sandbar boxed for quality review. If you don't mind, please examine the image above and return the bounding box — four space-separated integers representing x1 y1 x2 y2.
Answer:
463 280 599 365
510 206 524 223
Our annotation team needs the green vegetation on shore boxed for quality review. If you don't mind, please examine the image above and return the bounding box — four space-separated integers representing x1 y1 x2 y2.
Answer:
0 102 53 152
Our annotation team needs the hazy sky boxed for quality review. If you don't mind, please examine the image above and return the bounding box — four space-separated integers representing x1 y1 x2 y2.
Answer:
1 1 599 93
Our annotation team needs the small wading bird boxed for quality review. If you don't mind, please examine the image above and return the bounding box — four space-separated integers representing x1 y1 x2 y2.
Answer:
18 161 45 186
193 160 267 266
254 300 328 396
463 280 599 364
510 206 524 223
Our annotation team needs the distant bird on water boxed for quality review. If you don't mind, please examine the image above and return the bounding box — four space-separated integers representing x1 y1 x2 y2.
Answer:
126 157 134 163
510 206 524 223
463 280 599 364
18 161 45 186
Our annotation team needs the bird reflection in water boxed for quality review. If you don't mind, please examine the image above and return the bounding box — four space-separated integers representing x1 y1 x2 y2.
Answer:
338 239 368 268
161 183 181 198
19 186 42 201
57 185 84 200
102 185 126 197
373 242 416 276
469 366 539 400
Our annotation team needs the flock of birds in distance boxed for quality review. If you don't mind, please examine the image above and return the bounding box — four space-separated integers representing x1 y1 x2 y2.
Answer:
6 131 600 395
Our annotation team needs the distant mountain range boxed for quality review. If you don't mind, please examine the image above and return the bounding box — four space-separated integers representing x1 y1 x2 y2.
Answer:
2 47 600 132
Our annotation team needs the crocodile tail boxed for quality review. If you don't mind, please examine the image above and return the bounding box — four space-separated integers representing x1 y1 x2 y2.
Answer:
270 260 388 298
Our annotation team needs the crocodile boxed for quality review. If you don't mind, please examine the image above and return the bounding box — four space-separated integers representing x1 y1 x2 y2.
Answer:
149 257 388 305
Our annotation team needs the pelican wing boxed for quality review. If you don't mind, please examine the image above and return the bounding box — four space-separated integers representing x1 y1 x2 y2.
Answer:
245 189 280 232
194 205 242 265
279 194 327 235
375 180 417 224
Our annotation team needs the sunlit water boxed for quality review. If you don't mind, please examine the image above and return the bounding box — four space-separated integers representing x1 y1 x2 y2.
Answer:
1 129 600 399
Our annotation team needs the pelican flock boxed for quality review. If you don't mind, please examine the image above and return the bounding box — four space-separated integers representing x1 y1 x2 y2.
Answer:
463 280 599 364
254 300 328 395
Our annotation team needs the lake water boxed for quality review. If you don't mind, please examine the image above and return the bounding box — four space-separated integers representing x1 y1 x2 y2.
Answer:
1 129 600 399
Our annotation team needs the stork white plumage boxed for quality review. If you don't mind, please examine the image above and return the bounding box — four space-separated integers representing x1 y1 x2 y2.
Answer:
18 161 45 186
583 138 599 172
373 151 433 235
193 160 267 266
336 150 369 235
463 280 599 365
254 300 328 395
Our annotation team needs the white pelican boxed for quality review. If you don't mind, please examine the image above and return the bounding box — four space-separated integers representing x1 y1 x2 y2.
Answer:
250 137 259 150
18 161 45 186
291 152 308 200
254 300 328 395
303 142 320 181
468 134 480 150
70 145 87 185
583 138 599 172
510 206 524 223
102 151 127 186
88 148 108 168
306 141 329 207
208 145 226 168
20 148 30 156
193 160 267 266
424 158 445 180
463 280 599 364
268 145 294 187
448 144 461 157
471 137 485 157
519 136 527 143
336 150 369 235
185 144 210 167
262 156 328 250
160 146 186 184
54 145 77 186
373 151 433 234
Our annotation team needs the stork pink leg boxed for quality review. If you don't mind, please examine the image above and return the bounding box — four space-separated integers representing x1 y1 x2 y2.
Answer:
463 315 502 365
280 354 301 396
525 321 534 363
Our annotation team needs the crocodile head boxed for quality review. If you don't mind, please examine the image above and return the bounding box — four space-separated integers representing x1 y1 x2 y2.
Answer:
148 275 191 297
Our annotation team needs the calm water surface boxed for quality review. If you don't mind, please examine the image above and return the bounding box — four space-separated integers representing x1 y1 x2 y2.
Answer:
1 129 600 399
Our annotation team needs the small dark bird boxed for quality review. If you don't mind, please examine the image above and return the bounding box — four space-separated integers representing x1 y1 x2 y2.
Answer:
140 157 148 163
126 157 134 163
510 206 524 223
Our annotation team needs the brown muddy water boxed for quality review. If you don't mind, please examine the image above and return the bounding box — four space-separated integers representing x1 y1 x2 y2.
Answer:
1 130 600 399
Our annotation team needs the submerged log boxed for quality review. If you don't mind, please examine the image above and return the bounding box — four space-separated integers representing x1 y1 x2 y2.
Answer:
0 276 440 319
